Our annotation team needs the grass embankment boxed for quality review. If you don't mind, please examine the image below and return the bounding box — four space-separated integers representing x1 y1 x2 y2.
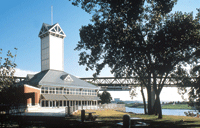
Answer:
126 103 193 109
74 109 125 121
74 109 200 127
162 104 192 109
126 103 144 108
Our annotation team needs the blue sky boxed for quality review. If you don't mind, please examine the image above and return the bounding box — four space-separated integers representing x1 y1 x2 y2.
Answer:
1 0 200 101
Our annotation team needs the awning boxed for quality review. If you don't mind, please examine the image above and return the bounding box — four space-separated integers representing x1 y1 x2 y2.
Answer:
41 94 100 101
83 96 100 101
64 95 100 101
41 94 67 100
64 95 85 100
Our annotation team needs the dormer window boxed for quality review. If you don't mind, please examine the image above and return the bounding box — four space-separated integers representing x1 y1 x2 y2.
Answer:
64 75 73 82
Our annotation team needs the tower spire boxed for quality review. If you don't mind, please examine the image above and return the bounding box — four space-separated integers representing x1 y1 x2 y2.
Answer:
51 6 53 25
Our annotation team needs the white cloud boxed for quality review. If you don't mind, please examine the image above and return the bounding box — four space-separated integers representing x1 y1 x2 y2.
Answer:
14 68 38 77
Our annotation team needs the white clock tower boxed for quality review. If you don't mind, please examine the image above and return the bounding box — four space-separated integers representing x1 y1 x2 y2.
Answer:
38 23 66 71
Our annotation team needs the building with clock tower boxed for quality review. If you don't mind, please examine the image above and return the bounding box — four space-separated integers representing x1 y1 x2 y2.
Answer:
22 23 100 112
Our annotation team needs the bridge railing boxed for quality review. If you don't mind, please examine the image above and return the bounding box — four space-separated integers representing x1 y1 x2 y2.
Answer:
81 77 196 88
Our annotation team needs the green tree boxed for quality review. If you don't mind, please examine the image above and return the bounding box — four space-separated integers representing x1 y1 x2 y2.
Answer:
99 91 112 104
117 101 125 104
0 48 26 114
0 48 17 91
176 48 200 111
0 85 26 106
72 1 200 118
70 0 177 19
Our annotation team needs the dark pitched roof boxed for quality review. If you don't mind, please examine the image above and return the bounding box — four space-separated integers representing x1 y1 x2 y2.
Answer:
26 70 49 86
27 70 99 90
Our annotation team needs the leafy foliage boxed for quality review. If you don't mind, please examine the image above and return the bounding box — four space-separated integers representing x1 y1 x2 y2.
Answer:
177 48 200 110
117 101 125 104
0 48 17 91
0 48 26 109
70 0 177 22
129 86 137 99
0 85 26 106
98 91 112 104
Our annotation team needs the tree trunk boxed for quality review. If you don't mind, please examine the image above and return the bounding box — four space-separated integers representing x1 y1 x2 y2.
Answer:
141 86 147 114
147 86 153 114
152 98 157 115
154 92 162 119
157 93 162 119
147 71 153 115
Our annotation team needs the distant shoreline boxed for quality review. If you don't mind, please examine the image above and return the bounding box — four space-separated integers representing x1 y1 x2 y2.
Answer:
126 106 193 110
125 103 194 110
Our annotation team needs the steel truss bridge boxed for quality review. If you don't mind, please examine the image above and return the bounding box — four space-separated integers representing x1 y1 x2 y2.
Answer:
4 76 196 91
81 77 195 91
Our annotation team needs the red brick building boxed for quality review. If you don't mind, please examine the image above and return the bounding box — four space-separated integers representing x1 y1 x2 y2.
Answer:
24 84 40 106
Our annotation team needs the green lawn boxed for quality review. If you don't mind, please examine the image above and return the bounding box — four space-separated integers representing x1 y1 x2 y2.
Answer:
162 104 193 109
73 109 200 127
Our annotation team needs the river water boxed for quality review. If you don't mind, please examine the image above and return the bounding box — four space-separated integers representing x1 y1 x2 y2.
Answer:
126 107 193 116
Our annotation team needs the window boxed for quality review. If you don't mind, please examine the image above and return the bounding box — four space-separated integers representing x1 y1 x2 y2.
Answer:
92 90 95 95
41 87 48 94
43 87 48 94
49 87 55 94
56 88 62 94
69 89 72 95
88 90 92 95
82 89 88 95
79 89 81 95
72 89 75 95
63 88 67 94
82 90 84 95
41 87 44 93
60 88 63 94
76 89 79 95
64 75 73 82
56 88 59 94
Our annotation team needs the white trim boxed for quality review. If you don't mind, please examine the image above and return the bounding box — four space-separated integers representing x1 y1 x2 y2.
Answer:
64 75 73 82
24 84 41 90
49 23 66 37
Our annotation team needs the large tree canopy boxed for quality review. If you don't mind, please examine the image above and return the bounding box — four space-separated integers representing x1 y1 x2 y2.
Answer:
71 0 177 21
72 0 200 118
